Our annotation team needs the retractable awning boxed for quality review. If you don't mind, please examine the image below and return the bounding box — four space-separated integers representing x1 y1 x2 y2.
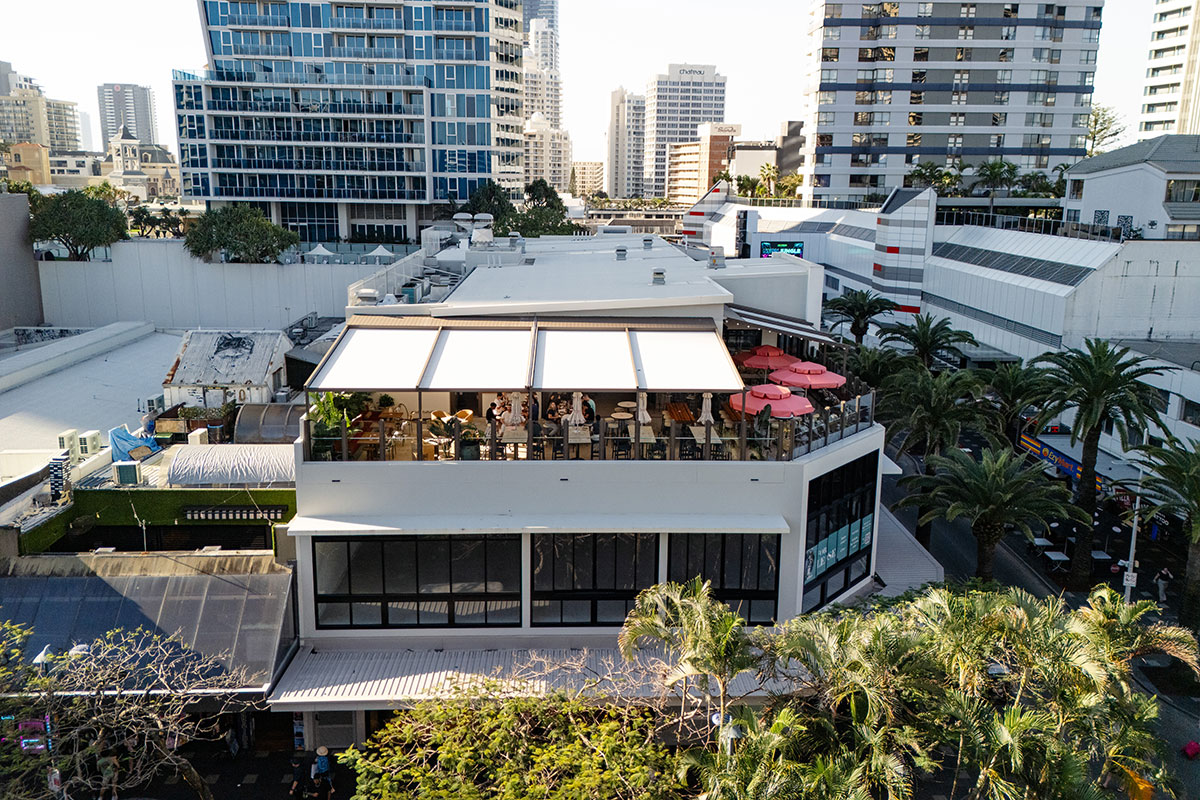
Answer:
307 316 745 394
286 512 789 536
725 304 840 347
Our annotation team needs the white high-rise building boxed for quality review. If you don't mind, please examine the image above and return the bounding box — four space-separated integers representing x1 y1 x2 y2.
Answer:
607 88 645 198
524 112 571 192
642 64 726 199
798 1 1103 204
522 0 559 34
523 19 562 130
97 83 158 147
1139 0 1200 137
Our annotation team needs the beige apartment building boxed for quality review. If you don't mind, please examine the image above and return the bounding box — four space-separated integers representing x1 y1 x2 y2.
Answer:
571 160 604 196
666 122 740 205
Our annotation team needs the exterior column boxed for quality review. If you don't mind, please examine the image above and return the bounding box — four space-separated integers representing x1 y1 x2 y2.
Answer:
337 203 351 242
405 203 418 244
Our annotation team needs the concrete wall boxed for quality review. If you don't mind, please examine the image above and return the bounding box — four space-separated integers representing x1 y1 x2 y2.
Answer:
290 424 885 645
39 240 382 330
0 192 43 330
1064 163 1185 236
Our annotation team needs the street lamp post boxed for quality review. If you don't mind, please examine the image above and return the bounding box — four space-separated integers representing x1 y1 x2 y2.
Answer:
1124 465 1145 605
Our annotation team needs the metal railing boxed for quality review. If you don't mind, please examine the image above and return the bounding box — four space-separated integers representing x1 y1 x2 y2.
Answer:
727 195 883 210
330 46 408 60
208 100 424 116
330 16 406 30
212 158 426 173
174 69 431 88
226 13 290 27
432 48 476 60
934 210 1124 242
207 130 425 144
213 186 427 200
303 392 877 465
231 43 291 57
433 19 478 31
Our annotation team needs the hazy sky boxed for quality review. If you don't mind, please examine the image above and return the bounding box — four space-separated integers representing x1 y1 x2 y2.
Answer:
0 0 1150 159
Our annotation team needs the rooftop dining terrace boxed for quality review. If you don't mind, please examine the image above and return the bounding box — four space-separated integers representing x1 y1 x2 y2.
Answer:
301 316 876 464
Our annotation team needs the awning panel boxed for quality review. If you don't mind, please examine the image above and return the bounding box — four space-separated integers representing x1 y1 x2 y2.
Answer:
632 331 744 392
533 330 638 392
308 328 439 391
421 329 532 391
726 304 838 347
287 512 788 536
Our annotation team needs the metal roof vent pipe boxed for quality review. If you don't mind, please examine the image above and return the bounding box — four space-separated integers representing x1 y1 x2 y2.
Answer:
651 268 666 285
643 236 654 250
615 246 628 261
708 246 726 269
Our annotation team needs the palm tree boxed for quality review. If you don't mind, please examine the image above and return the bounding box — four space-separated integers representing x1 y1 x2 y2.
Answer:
713 169 733 187
899 448 1087 581
847 345 913 389
824 289 898 345
759 163 780 197
1133 439 1200 626
945 159 971 197
677 706 806 800
1035 340 1170 590
984 362 1050 445
877 366 989 548
776 171 803 198
735 175 760 197
907 161 946 190
1052 163 1071 198
970 159 1019 216
878 313 978 369
618 578 758 732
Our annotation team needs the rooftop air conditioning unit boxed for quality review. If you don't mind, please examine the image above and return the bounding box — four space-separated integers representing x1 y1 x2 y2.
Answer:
78 430 102 457
57 429 80 463
145 396 165 413
274 389 291 403
355 288 379 305
304 312 318 328
111 461 142 486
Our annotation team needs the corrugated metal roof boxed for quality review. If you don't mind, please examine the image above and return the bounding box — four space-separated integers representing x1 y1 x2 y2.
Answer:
1068 134 1200 175
875 508 944 597
269 645 789 710
166 330 289 388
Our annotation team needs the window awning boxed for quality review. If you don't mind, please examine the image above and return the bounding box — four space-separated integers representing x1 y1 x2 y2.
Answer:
725 304 839 347
286 512 789 536
305 316 746 394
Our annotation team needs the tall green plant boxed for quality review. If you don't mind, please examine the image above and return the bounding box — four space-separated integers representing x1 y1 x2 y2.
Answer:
878 313 978 369
1134 438 1200 626
184 204 299 263
984 362 1050 445
824 289 898 345
1035 340 1170 590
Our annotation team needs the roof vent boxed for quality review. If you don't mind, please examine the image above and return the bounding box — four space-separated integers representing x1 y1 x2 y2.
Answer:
615 246 627 261
708 246 726 269
643 236 654 250
651 268 666 285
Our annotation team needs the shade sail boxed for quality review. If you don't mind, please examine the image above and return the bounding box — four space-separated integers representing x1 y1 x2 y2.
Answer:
421 329 532 390
534 330 637 391
632 331 744 392
308 328 439 391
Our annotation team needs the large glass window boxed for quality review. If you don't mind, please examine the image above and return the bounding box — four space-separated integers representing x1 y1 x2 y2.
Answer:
532 533 658 625
668 534 780 625
803 451 879 612
1166 180 1200 203
313 536 520 628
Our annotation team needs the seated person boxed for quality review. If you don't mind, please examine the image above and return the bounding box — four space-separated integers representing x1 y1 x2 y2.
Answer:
485 402 498 424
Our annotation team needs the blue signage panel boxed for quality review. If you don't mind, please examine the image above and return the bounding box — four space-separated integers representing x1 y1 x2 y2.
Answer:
760 241 804 258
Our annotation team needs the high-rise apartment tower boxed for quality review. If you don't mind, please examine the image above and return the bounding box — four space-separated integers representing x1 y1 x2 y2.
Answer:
97 83 158 147
642 64 726 199
1139 0 1200 136
607 88 645 198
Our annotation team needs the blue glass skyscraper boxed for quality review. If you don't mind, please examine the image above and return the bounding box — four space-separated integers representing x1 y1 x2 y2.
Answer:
173 0 524 243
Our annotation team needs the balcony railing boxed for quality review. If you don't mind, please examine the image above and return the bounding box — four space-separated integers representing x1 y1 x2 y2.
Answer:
212 157 427 173
214 186 427 200
433 19 477 31
330 46 408 60
208 129 425 144
303 391 876 464
330 16 405 30
208 100 424 116
934 210 1124 242
433 48 476 60
728 195 882 210
174 69 431 88
231 43 291 57
226 13 290 27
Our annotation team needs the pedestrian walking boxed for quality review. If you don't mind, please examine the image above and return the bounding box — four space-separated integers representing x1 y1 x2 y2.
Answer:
306 774 333 800
1155 566 1174 603
289 752 308 799
311 745 333 786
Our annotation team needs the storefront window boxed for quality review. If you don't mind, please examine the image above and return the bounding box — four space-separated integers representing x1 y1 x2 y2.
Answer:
803 451 879 611
313 536 521 628
532 533 658 625
668 534 780 624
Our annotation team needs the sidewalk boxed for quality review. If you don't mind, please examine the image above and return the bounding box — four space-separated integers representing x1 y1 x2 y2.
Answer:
130 743 354 800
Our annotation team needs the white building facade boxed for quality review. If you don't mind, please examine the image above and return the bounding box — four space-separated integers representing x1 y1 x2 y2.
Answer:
97 83 158 148
643 64 727 199
1139 0 1199 137
799 0 1103 204
607 87 645 198
523 112 571 192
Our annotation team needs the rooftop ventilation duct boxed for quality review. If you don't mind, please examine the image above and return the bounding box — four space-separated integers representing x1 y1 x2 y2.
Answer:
472 212 494 229
651 268 666 285
451 212 474 233
643 236 654 250
615 246 628 261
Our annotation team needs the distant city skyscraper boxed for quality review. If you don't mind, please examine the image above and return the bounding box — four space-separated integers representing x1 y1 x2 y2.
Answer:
78 111 96 151
522 0 559 33
1139 0 1198 136
607 87 645 198
0 61 79 152
97 83 158 147
642 64 726 199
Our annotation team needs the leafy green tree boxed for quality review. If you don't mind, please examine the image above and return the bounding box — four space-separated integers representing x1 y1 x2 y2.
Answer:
339 684 677 800
877 366 989 548
899 447 1087 580
878 312 978 369
713 169 733 187
984 361 1050 445
824 289 898 345
28 190 128 260
1052 163 1071 198
508 178 580 237
1134 438 1200 626
129 204 156 236
970 159 1019 215
83 180 138 215
1035 339 1170 590
568 165 578 196
1087 104 1126 157
458 179 518 230
184 204 300 263
2 179 43 212
677 706 807 800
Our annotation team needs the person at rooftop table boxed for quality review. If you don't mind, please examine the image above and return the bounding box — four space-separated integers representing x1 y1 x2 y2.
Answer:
485 402 497 424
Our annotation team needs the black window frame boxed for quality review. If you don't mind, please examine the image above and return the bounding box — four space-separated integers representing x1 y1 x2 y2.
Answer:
312 535 522 629
531 533 659 627
667 533 781 625
803 451 879 612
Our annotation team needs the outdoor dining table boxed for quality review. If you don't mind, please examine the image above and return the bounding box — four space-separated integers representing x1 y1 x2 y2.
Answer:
1044 551 1070 571
1091 550 1112 561
616 401 638 410
1032 537 1053 549
611 411 634 421
667 402 695 423
638 426 657 443
567 425 595 459
688 425 722 443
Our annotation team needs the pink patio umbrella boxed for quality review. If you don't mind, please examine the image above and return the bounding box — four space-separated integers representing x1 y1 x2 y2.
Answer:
732 344 786 366
728 384 815 419
769 363 847 390
788 361 828 375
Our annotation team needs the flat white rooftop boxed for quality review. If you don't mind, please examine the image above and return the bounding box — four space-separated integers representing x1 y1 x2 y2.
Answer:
0 332 181 450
